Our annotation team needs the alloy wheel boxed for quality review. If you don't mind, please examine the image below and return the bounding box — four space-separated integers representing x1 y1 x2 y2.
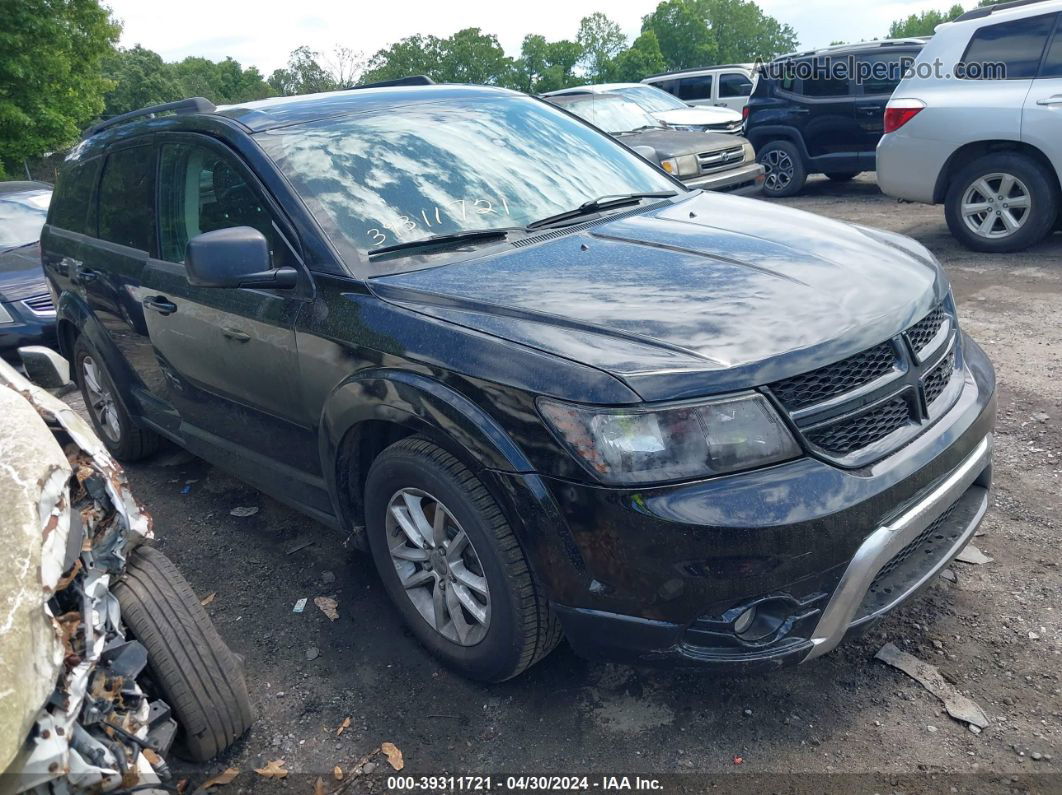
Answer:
961 172 1031 240
762 149 794 192
385 487 491 646
81 355 121 442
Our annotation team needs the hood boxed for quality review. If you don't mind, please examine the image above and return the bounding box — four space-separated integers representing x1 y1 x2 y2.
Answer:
0 243 46 302
615 129 744 158
372 192 946 402
654 106 743 126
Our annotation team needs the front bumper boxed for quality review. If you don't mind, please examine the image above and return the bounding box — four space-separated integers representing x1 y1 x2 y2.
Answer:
682 162 765 195
0 297 56 356
497 336 995 671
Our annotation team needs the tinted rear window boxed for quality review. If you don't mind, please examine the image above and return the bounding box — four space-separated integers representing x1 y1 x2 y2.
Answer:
98 145 156 251
676 76 712 100
718 73 753 97
1040 20 1062 77
958 13 1056 79
49 159 100 236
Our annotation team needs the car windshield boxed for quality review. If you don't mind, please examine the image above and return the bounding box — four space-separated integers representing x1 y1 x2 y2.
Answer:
612 85 688 113
560 97 664 134
0 191 50 248
258 95 678 274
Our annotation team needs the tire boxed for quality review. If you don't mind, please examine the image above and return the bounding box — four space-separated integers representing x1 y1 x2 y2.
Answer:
757 140 808 198
944 152 1058 253
364 437 561 682
73 335 159 461
114 546 254 761
825 171 860 182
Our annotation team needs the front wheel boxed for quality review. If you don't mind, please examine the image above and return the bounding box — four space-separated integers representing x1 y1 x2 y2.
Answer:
364 437 561 681
757 140 808 198
944 153 1058 253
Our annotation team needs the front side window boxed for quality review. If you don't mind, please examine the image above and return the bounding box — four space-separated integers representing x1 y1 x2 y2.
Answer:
676 76 712 100
98 146 156 251
958 13 1056 79
157 141 287 266
0 190 51 248
718 73 754 98
258 95 678 274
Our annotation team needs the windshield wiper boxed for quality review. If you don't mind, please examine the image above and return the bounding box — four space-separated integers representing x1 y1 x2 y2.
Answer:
526 192 677 230
368 227 521 258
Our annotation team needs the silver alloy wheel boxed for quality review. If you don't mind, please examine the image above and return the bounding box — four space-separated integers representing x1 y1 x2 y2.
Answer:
761 148 794 192
385 487 490 646
81 355 121 442
961 172 1031 240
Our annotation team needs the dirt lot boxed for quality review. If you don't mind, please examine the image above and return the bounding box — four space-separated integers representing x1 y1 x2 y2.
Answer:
81 176 1062 792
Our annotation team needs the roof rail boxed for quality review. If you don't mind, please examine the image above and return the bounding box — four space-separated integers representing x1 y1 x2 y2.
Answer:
954 0 1051 22
349 75 435 90
642 64 752 80
85 97 215 137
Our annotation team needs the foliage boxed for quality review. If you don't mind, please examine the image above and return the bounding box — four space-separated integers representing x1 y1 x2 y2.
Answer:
101 46 182 117
514 35 583 93
577 12 628 82
698 0 798 63
438 29 512 84
609 31 668 83
0 0 120 175
888 4 964 38
642 0 717 70
268 46 339 96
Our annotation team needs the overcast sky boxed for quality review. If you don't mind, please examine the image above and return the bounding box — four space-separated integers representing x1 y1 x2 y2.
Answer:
104 0 974 76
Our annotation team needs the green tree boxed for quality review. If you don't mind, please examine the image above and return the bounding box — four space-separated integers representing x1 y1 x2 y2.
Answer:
438 28 513 84
697 0 798 63
888 4 964 37
360 35 446 85
514 35 583 93
268 46 338 96
642 0 716 71
577 12 628 82
101 46 182 117
0 0 120 176
609 31 668 82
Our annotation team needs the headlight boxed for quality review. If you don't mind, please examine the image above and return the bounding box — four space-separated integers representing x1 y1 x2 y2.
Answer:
659 154 700 178
538 393 801 485
0 303 14 324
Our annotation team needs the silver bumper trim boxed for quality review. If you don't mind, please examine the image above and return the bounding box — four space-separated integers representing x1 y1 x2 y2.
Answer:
804 433 992 661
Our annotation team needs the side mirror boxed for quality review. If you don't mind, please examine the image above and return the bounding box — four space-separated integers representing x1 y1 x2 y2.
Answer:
18 346 72 389
185 227 297 289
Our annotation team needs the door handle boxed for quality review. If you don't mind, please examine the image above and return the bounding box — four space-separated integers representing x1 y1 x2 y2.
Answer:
1036 96 1062 106
143 296 177 316
77 267 99 284
222 327 250 342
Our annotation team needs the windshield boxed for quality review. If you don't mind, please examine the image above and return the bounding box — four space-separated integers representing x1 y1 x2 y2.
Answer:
559 97 663 134
259 95 678 274
612 85 687 113
0 191 50 248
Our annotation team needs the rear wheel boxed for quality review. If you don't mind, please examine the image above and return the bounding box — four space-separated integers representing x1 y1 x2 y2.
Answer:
758 140 807 198
73 335 159 461
114 546 254 761
944 153 1057 253
825 171 860 182
364 437 561 682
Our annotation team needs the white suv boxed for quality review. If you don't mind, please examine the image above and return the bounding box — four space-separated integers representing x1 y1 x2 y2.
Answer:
878 0 1062 252
642 65 756 112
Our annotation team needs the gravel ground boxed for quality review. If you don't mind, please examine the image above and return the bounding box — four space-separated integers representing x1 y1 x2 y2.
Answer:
71 175 1061 793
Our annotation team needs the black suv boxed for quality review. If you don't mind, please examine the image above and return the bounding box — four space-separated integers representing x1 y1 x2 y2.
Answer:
42 85 994 682
745 40 926 197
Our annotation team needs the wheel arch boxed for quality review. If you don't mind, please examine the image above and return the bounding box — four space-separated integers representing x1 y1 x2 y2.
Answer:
933 140 1062 204
746 126 809 162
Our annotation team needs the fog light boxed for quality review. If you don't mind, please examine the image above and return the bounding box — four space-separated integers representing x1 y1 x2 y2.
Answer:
733 606 757 635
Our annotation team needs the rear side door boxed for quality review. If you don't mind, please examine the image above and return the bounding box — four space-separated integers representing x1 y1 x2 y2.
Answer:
796 58 860 170
1022 13 1062 178
715 70 754 111
676 74 714 107
140 134 322 497
853 51 917 168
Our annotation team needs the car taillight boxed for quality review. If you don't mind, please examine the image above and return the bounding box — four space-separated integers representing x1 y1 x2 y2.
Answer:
741 105 750 122
884 99 926 133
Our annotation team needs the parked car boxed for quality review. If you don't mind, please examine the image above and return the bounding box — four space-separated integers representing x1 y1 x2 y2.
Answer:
546 93 763 194
878 0 1062 252
642 64 757 112
745 40 926 197
544 82 744 133
43 85 994 682
0 347 252 792
0 181 56 355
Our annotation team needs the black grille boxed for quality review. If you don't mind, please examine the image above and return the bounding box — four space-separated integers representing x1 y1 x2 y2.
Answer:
22 293 54 314
805 397 911 455
906 305 947 354
769 342 895 411
923 350 955 406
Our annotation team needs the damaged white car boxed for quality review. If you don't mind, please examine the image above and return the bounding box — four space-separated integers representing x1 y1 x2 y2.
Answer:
0 348 252 793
